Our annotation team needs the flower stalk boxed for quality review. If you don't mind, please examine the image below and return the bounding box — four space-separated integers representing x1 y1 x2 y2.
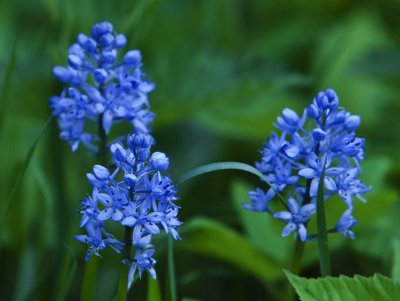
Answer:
316 157 331 276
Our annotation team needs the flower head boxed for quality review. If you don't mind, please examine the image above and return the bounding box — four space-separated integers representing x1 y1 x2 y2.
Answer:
76 133 182 282
244 88 370 241
49 21 155 152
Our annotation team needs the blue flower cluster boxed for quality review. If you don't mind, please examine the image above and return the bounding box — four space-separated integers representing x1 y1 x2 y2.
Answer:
244 89 370 241
76 133 182 283
49 21 155 152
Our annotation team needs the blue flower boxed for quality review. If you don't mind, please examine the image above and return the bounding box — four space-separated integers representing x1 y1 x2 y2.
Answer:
334 209 357 239
273 197 316 242
127 248 157 287
49 21 155 152
76 133 182 282
245 88 370 241
243 188 275 212
298 153 345 197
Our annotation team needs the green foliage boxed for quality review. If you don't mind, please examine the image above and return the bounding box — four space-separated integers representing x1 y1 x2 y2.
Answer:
392 240 400 282
147 275 162 301
1 0 400 300
0 36 17 135
285 270 400 301
231 180 290 263
178 217 283 283
179 162 267 185
56 244 78 301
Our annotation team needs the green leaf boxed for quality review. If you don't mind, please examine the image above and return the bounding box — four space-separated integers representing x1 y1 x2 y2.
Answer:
0 36 17 135
178 217 283 283
146 274 162 301
231 179 290 263
312 10 393 125
179 162 287 208
56 243 78 301
0 116 53 239
167 236 177 301
178 161 265 184
392 239 400 282
81 257 99 301
285 270 400 301
194 89 304 141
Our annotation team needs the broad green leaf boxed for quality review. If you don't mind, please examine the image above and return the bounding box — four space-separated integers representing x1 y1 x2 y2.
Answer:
231 179 290 263
178 217 283 283
146 275 162 301
392 239 400 282
285 270 400 301
350 156 398 258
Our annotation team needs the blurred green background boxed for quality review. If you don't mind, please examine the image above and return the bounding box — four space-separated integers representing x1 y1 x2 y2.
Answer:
1 0 400 300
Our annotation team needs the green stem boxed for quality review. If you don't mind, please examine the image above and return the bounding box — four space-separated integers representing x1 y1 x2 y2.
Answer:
316 157 331 276
168 236 177 301
80 258 98 301
80 115 108 301
98 114 108 165
116 227 133 301
286 239 304 301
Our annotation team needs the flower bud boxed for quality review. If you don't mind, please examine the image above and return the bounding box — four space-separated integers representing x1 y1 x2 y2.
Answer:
53 66 72 83
123 50 141 66
282 108 299 125
110 143 127 162
114 34 127 49
150 152 169 171
307 103 321 119
93 69 108 84
345 115 360 131
312 128 327 141
101 50 117 65
92 21 113 39
325 88 339 109
124 174 137 187
99 33 114 47
315 92 329 109
128 134 153 149
68 54 82 69
93 165 110 180
137 148 150 162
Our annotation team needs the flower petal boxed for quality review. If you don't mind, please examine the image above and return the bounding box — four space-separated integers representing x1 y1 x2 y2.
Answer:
299 168 317 178
282 223 296 237
287 197 299 214
324 177 337 191
97 208 113 221
273 211 292 222
297 224 307 242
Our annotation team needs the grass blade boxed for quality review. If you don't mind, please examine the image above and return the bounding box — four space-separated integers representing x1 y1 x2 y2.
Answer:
178 161 288 209
316 156 331 276
178 162 265 184
56 243 78 301
168 236 177 301
147 273 162 301
0 116 53 238
0 36 18 136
